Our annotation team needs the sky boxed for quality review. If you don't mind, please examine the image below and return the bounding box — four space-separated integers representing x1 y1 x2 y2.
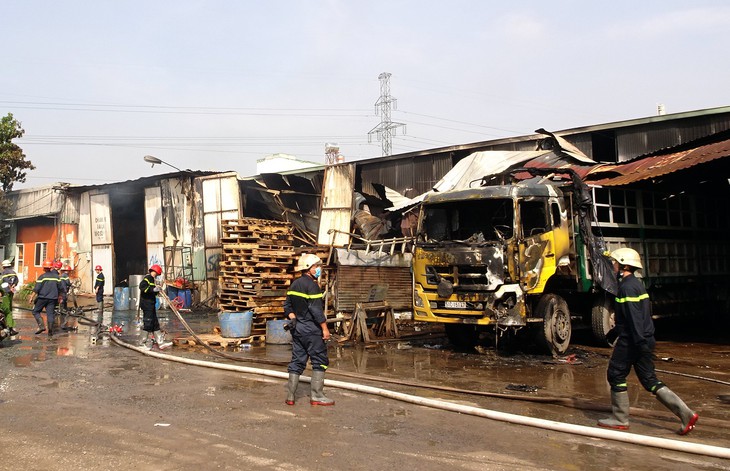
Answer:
2 1 729 190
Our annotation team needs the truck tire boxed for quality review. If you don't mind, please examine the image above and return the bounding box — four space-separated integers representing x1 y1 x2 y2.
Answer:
445 324 478 351
591 294 615 346
535 294 571 356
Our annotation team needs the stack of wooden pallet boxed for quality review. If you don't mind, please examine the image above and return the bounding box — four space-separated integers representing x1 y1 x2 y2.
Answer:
219 218 296 336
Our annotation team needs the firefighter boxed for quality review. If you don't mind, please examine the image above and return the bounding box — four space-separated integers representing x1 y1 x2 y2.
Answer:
138 264 171 350
59 265 71 328
1 259 19 336
598 247 699 435
30 259 62 336
94 265 105 314
284 253 334 406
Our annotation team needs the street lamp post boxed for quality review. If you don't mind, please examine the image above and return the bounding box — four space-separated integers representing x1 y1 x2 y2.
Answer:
143 155 182 172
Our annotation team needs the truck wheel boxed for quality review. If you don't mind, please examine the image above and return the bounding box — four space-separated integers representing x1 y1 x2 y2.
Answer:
445 324 478 351
535 294 571 356
591 295 615 346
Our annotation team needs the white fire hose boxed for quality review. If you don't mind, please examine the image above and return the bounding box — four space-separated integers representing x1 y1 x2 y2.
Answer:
109 334 730 460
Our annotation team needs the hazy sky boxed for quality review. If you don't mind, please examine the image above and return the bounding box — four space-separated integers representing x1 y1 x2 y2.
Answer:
3 1 729 189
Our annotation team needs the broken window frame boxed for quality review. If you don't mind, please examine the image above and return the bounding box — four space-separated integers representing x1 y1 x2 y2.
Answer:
420 198 514 242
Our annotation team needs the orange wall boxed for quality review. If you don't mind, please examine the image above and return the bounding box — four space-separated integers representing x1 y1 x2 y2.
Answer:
16 220 58 282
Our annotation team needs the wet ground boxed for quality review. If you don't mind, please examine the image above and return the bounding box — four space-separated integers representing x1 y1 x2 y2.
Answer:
1 303 729 470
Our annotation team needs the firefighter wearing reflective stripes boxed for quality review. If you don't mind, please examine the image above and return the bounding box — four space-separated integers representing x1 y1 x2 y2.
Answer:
31 260 62 336
284 253 334 406
138 264 171 350
607 273 661 393
598 247 698 435
59 267 71 310
139 272 160 332
94 265 105 313
1 261 19 335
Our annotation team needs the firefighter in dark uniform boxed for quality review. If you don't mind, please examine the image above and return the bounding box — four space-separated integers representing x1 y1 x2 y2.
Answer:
1 259 19 336
94 265 105 313
30 259 62 336
284 254 333 406
138 264 171 350
59 264 72 328
598 247 699 435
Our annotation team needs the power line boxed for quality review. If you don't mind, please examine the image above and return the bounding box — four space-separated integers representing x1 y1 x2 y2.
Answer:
0 100 370 113
397 110 523 135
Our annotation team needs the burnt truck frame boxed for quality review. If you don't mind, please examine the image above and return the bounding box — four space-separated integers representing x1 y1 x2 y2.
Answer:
412 167 623 356
413 166 730 355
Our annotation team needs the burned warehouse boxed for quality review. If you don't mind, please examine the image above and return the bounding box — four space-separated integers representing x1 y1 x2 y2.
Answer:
1 106 729 353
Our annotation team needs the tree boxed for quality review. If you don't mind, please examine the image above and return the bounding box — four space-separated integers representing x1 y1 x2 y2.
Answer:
0 113 35 192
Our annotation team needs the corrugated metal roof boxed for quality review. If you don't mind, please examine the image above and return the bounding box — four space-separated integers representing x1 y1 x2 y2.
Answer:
5 186 65 219
433 150 551 192
585 138 730 186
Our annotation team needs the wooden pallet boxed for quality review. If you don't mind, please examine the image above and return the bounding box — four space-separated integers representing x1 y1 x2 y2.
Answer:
218 218 297 318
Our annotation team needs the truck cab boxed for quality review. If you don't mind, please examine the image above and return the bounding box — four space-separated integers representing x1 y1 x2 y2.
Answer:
413 176 591 355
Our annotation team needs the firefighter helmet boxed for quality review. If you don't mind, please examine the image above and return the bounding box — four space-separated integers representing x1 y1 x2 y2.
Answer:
1 259 11 267
610 247 643 270
95 265 103 271
149 264 163 276
61 265 72 271
295 253 322 271
42 259 54 269
53 260 63 269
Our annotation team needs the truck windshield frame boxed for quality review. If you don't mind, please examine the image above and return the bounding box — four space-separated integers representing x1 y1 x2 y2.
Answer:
421 198 514 243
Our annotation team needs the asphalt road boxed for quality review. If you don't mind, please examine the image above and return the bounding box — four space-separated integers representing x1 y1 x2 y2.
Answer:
1 308 729 471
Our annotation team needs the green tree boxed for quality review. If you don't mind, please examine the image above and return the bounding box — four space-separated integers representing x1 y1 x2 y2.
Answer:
0 113 35 192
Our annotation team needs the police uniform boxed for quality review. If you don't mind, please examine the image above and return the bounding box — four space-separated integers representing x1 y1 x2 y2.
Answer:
284 273 328 374
32 270 62 335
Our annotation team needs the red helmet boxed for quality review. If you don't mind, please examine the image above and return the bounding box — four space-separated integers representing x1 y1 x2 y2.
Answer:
42 259 54 269
95 265 102 271
149 264 163 276
53 260 63 269
62 265 72 271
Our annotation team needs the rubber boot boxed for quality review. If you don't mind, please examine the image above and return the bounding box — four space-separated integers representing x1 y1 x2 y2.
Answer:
309 370 335 406
154 330 172 350
35 318 46 335
140 332 153 350
285 373 300 405
655 387 699 435
598 390 630 430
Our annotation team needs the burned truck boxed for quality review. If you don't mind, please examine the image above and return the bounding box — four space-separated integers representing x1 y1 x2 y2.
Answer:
412 168 619 355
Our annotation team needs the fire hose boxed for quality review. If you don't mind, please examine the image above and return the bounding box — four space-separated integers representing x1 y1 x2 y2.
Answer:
104 292 730 460
109 334 730 460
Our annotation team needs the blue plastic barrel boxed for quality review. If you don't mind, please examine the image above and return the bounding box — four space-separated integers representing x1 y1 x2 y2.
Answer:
182 289 192 308
266 319 292 344
218 311 253 338
113 287 130 310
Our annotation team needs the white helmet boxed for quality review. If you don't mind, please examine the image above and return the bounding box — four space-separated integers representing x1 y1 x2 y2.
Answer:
1 260 11 267
610 247 643 270
295 253 322 271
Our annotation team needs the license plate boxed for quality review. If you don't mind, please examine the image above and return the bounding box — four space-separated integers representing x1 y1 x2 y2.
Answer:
444 301 467 309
